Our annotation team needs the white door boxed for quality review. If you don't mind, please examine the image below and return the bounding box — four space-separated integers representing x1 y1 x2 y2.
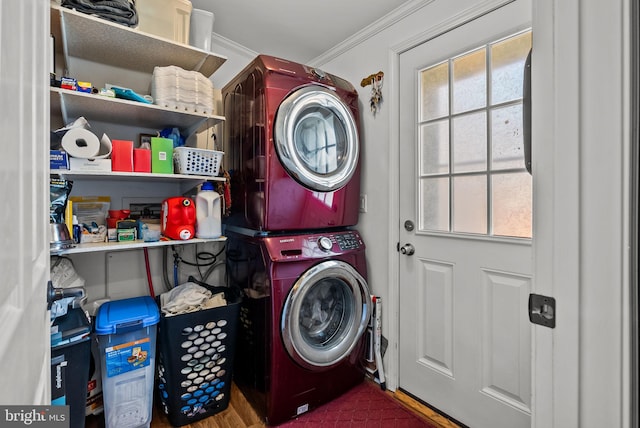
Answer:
398 2 532 427
0 0 51 404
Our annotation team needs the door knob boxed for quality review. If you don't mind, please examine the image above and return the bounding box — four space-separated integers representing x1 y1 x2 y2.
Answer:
399 243 415 256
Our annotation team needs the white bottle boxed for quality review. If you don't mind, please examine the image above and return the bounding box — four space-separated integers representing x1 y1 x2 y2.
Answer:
195 182 222 238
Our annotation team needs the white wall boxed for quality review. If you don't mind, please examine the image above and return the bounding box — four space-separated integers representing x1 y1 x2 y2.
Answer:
208 33 257 89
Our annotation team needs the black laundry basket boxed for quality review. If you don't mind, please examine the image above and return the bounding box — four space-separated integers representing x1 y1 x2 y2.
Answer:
155 280 241 427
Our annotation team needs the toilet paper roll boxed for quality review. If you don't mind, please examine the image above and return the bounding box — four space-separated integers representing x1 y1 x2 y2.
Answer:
61 127 100 158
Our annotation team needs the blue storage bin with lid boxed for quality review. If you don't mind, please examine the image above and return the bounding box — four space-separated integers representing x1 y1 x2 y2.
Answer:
95 296 160 428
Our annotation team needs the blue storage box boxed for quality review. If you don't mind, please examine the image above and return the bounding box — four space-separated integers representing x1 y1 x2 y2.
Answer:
95 296 159 428
50 150 69 170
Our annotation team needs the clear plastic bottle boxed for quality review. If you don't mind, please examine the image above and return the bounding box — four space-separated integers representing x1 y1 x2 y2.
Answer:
195 182 222 238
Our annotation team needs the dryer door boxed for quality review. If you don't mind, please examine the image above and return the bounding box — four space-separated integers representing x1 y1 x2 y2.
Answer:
274 85 359 192
281 259 371 370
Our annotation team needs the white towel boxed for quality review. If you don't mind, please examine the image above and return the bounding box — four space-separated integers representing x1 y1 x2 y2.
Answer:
160 282 226 316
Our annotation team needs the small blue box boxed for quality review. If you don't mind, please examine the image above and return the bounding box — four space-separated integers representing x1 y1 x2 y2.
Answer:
50 150 69 170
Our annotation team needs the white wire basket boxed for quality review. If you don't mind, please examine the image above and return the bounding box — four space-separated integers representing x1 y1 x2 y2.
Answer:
174 147 223 176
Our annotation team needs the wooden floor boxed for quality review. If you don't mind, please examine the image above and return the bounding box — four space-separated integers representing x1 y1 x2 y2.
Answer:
151 383 264 428
148 381 462 428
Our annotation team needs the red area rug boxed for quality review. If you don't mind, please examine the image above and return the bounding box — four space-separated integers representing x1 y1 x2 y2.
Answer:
273 380 438 427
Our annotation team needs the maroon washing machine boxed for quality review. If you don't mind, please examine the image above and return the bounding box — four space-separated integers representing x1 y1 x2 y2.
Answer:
225 227 371 425
222 55 362 232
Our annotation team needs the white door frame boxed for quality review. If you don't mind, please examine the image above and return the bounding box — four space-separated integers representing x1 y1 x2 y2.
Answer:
530 0 632 427
386 0 633 427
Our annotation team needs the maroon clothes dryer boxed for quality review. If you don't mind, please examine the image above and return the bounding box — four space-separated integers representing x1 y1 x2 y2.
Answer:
226 228 371 425
222 55 362 232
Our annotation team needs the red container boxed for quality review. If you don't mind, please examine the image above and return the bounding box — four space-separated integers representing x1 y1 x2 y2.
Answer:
134 148 152 173
111 140 134 172
161 197 196 240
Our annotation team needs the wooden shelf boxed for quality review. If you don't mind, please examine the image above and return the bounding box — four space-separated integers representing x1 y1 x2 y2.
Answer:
52 236 227 255
51 4 226 77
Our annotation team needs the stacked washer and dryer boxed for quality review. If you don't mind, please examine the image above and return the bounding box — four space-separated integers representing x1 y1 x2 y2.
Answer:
222 55 372 425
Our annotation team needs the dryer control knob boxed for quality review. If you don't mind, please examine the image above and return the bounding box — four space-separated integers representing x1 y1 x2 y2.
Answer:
317 236 333 251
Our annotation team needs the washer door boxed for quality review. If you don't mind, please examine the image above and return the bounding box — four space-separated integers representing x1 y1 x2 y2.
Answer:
274 85 359 192
281 260 371 370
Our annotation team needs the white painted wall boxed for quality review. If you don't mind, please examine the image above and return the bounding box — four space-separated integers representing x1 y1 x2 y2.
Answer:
209 33 257 89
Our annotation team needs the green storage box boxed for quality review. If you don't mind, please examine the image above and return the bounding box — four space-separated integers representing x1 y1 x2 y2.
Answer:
151 137 174 174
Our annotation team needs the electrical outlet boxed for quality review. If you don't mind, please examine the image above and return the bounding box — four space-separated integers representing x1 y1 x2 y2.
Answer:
359 194 367 213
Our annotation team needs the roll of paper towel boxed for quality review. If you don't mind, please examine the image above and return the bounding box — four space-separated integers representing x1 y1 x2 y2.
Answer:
62 128 100 158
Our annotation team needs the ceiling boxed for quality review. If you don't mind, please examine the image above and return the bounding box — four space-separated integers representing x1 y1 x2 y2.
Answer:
190 0 411 64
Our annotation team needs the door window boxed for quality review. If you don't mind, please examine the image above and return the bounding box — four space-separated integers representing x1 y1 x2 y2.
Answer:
418 30 532 238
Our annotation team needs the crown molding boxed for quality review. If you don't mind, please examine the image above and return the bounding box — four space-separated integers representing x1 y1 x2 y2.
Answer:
211 32 258 58
390 0 517 54
309 0 434 66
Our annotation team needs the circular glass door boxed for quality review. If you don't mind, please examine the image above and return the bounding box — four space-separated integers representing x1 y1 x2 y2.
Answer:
274 85 359 192
281 260 371 370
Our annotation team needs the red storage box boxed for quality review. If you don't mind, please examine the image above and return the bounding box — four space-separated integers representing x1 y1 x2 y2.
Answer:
111 140 134 172
134 148 152 173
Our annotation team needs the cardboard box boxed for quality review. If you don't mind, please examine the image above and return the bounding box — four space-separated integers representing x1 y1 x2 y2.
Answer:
50 150 69 170
116 228 137 242
69 158 112 172
111 140 134 172
134 148 152 173
151 137 174 174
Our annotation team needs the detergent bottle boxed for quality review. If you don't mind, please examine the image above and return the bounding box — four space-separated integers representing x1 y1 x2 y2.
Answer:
195 182 222 239
161 197 196 240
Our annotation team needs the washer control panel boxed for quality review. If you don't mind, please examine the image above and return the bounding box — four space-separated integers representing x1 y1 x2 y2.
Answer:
334 232 362 250
266 230 364 260
313 231 363 252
